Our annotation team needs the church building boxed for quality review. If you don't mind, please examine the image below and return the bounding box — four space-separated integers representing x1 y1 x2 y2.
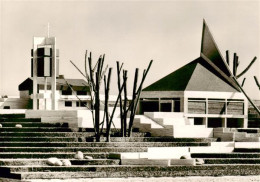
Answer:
139 20 248 128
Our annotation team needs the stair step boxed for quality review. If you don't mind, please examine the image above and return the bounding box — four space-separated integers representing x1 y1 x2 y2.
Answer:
4 164 260 172
0 159 120 166
234 148 260 153
0 152 108 159
0 122 69 127
0 147 148 153
5 164 260 179
94 137 217 143
0 127 72 132
0 132 93 137
191 153 260 158
237 129 260 133
0 118 41 122
204 158 260 164
0 114 25 119
15 168 260 180
0 142 210 147
0 138 78 142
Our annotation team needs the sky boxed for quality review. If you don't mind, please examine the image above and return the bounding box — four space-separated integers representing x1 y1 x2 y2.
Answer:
0 0 259 99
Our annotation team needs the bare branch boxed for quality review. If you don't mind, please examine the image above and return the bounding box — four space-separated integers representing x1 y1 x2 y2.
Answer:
237 57 257 78
241 78 246 87
70 60 87 79
233 53 237 76
254 76 260 88
84 50 90 82
101 65 109 79
226 50 229 65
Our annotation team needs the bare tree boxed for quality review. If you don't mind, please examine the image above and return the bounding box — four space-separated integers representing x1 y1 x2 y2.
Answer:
70 51 107 142
254 76 260 90
226 50 257 79
71 51 153 141
226 50 260 115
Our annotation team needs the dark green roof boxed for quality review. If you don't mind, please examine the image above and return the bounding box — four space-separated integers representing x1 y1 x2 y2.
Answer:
143 57 238 92
143 58 198 91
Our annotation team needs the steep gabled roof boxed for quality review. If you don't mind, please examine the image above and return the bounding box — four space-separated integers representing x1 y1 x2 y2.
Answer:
200 19 231 77
19 77 89 91
143 20 240 93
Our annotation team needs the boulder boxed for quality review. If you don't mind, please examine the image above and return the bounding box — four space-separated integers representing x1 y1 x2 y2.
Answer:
196 158 204 165
180 155 191 159
61 159 72 166
47 157 62 166
74 151 84 159
54 160 63 166
15 124 22 128
85 156 93 160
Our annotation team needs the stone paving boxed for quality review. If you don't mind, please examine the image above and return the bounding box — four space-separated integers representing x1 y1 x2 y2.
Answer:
0 176 258 182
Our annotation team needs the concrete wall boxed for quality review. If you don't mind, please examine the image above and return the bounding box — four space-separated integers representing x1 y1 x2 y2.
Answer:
0 98 31 109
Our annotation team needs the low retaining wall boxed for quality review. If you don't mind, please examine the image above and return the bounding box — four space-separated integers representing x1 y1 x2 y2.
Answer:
25 110 93 130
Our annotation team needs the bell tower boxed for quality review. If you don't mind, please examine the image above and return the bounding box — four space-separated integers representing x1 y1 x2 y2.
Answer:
31 24 59 110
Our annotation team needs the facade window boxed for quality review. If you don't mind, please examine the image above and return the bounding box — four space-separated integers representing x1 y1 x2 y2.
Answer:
160 98 180 112
208 99 225 114
140 100 159 114
227 101 244 115
76 91 87 95
76 101 87 107
65 101 72 107
62 90 72 95
188 98 206 114
208 118 223 128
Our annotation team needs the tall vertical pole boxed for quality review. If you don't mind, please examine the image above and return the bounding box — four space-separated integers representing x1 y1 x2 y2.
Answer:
51 38 57 110
33 38 38 110
45 23 49 110
44 77 47 110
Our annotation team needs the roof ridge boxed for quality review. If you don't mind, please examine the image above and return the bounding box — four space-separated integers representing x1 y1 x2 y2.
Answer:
200 20 232 77
200 53 240 91
184 62 198 91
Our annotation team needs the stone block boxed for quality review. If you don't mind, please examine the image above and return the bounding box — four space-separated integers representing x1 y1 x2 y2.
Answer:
173 125 213 138
235 142 260 149
195 158 204 165
74 151 84 159
210 142 235 147
190 146 234 153
180 155 191 159
121 159 170 166
15 124 22 128
61 159 71 166
147 147 190 159
47 157 62 166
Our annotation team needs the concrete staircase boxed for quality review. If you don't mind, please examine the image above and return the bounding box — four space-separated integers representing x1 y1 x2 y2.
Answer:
214 128 260 142
0 114 260 180
138 112 213 138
